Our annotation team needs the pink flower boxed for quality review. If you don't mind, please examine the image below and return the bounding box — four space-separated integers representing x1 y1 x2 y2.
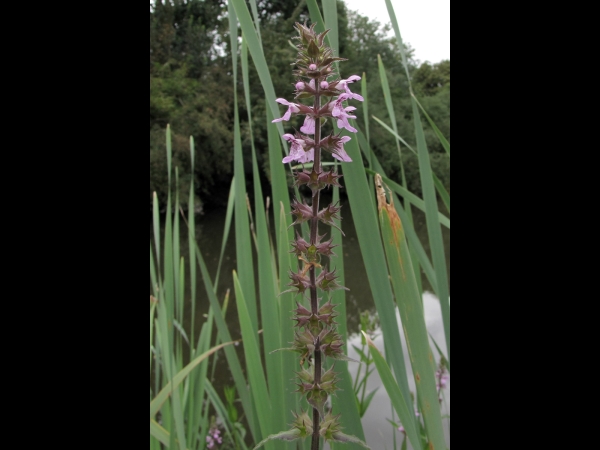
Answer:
206 426 222 448
300 116 315 134
309 64 317 70
320 81 329 89
331 94 357 133
272 98 301 123
338 75 364 101
282 134 314 164
331 136 352 162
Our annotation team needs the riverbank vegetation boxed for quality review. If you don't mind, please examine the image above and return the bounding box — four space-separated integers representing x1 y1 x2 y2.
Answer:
150 1 449 449
150 0 449 211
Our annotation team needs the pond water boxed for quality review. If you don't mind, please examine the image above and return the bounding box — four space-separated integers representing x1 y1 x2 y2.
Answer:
151 195 450 449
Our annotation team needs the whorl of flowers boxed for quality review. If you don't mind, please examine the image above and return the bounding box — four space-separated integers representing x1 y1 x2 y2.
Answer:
254 23 369 450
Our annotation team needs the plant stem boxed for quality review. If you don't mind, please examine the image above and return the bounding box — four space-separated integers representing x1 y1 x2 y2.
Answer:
310 80 322 450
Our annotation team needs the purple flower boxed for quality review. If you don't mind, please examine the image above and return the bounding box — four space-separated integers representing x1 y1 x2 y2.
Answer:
331 136 352 162
436 369 450 390
320 81 329 89
272 98 301 123
295 81 305 91
282 134 314 164
309 64 317 70
206 426 222 448
330 94 357 133
300 116 315 134
338 75 364 101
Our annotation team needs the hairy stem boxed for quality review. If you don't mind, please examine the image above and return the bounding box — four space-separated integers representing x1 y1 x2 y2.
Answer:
310 80 322 450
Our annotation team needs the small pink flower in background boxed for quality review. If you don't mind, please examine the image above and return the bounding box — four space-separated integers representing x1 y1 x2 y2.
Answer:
206 426 222 449
398 426 406 435
272 98 301 123
320 81 329 89
295 81 305 91
309 63 317 70
436 369 450 390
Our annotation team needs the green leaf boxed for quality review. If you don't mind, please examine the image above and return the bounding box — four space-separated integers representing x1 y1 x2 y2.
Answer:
338 133 418 436
375 174 446 450
412 93 450 156
150 419 180 449
233 271 275 445
432 172 451 213
365 169 450 229
150 340 237 419
363 332 422 450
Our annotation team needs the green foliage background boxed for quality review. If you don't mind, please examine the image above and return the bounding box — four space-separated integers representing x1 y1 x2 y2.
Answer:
149 0 449 209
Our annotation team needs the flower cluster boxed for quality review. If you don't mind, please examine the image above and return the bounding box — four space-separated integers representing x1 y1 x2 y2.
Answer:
256 22 369 450
436 363 450 403
272 28 363 165
206 425 222 449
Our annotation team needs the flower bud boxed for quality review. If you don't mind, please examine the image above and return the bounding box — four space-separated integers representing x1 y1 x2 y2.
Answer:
309 63 317 70
320 81 329 89
290 199 314 226
295 81 305 91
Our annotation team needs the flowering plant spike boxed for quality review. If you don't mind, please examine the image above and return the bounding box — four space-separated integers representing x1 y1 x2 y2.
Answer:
254 23 370 450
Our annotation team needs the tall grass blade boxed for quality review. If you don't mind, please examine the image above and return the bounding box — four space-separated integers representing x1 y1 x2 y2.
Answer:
278 203 299 429
371 116 416 155
187 136 197 348
410 98 451 360
363 333 422 450
412 93 450 156
330 177 367 448
432 172 450 213
322 0 339 54
305 0 327 35
339 135 419 434
248 0 262 44
376 53 424 292
153 192 161 274
166 124 172 186
230 0 287 143
365 169 450 229
150 419 180 449
233 271 275 449
242 32 288 439
150 340 237 418
205 381 251 450
376 175 446 450
150 295 157 373
356 131 438 293
229 3 258 334
373 0 451 349
193 242 261 442
377 54 409 191
214 177 236 288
